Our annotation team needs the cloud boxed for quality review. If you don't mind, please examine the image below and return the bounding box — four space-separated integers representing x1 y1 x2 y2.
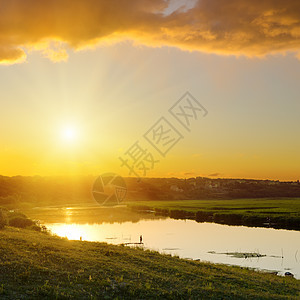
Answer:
1 0 300 64
184 172 196 176
208 173 221 177
0 46 26 65
41 41 69 62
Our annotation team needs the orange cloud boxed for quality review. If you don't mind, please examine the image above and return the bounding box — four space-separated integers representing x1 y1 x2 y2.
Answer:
0 0 300 64
0 46 26 65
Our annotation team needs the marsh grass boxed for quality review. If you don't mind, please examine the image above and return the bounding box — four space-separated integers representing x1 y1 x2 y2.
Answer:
129 198 300 230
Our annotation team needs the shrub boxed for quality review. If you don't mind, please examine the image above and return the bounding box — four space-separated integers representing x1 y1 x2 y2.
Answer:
9 216 34 228
213 213 243 225
28 224 42 232
195 211 213 222
170 210 195 219
154 208 169 216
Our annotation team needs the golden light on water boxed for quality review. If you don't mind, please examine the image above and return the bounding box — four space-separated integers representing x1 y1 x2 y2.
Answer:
54 224 86 240
47 221 122 242
48 223 106 241
46 222 134 243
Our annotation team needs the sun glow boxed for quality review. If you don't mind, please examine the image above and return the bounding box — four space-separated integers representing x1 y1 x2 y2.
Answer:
61 126 78 143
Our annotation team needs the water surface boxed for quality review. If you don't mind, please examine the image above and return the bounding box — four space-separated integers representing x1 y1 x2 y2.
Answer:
26 206 300 279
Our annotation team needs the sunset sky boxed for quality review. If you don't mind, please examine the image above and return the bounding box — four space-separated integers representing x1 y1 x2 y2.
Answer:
0 0 299 180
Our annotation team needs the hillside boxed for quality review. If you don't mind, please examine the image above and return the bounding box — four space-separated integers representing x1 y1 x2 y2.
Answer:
0 227 299 299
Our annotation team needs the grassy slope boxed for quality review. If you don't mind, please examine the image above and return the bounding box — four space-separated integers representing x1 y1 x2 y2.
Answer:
0 228 299 299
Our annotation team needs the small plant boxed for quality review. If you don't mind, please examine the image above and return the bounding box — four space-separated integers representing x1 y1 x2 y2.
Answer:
18 270 31 282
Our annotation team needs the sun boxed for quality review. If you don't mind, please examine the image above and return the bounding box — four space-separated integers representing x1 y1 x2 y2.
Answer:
61 126 78 142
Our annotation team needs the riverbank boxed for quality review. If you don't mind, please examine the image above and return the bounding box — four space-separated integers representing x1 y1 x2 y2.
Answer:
0 227 299 299
128 198 300 230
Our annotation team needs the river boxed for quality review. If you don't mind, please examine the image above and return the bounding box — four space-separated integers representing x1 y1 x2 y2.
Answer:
25 206 300 279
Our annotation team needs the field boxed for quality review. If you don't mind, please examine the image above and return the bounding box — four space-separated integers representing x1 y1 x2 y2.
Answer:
0 226 299 299
128 198 300 230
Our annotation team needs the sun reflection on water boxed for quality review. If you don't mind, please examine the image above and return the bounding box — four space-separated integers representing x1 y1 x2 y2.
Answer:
47 223 108 242
64 207 73 223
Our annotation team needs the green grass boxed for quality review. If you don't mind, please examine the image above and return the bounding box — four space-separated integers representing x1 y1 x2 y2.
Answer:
128 198 300 230
128 198 300 213
0 227 299 299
